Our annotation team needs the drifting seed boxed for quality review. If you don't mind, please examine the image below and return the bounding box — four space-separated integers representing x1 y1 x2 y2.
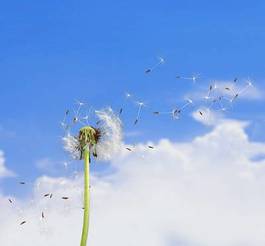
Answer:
145 57 164 74
8 199 12 203
199 111 203 116
62 197 69 200
42 212 45 219
44 194 50 197
145 68 151 74
148 146 154 149
179 74 199 83
126 147 132 151
119 108 123 115
50 194 53 199
20 221 26 225
153 111 160 115
19 182 25 185
145 68 152 74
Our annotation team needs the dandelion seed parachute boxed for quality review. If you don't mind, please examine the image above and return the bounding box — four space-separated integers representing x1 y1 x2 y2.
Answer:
62 134 80 160
95 107 123 161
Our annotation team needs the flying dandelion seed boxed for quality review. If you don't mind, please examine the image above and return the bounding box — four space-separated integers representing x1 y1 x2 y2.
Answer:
154 99 193 120
44 194 50 197
148 145 154 149
176 74 200 83
61 109 71 130
172 108 182 119
72 100 86 125
8 199 12 203
62 106 122 246
229 79 254 103
19 182 25 185
204 83 218 100
119 92 133 115
134 101 145 125
126 147 132 151
62 197 69 200
20 221 26 225
202 83 231 112
145 56 165 74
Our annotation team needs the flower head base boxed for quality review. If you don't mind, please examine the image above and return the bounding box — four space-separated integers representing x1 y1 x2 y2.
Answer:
78 126 101 159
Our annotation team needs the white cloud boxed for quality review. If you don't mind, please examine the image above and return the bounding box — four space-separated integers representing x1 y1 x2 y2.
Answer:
35 158 67 174
0 151 14 178
1 121 265 245
191 107 225 126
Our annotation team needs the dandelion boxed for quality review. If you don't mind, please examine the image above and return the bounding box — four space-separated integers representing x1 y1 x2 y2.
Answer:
145 56 165 74
62 107 122 246
134 101 146 125
176 73 200 83
119 92 133 115
231 79 253 101
153 98 193 120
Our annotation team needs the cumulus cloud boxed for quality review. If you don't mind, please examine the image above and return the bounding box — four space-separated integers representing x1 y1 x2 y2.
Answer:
1 121 265 245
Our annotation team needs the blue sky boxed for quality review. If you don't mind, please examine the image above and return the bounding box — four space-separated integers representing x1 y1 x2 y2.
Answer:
0 0 265 196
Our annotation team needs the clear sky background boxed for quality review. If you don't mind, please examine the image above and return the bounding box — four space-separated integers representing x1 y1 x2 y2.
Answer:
0 1 265 245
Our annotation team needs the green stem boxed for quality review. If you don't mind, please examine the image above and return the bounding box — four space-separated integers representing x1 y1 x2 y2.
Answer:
80 149 90 246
